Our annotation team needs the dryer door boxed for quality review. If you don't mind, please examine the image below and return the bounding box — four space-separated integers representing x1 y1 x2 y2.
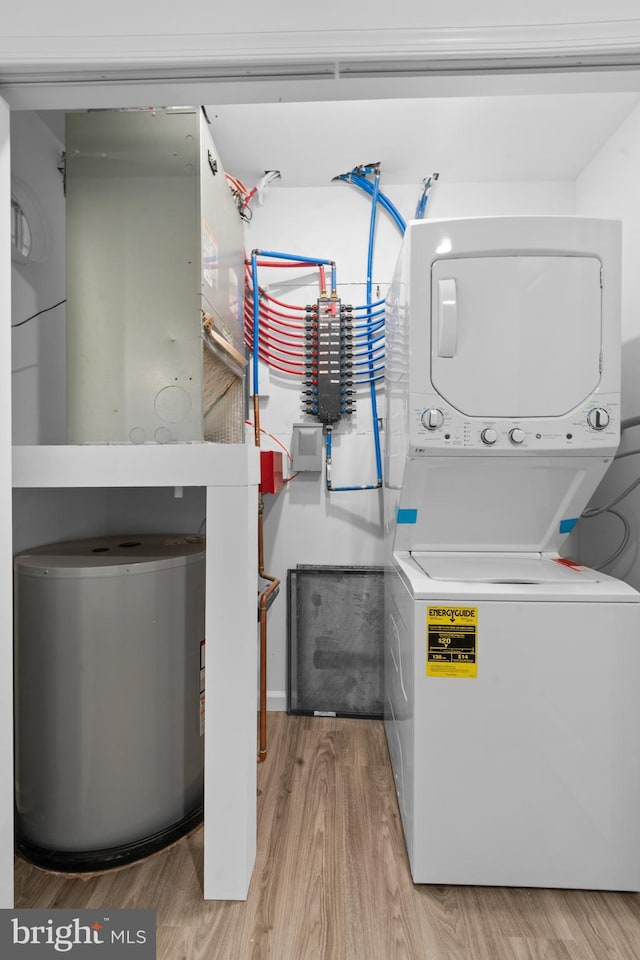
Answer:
430 256 602 418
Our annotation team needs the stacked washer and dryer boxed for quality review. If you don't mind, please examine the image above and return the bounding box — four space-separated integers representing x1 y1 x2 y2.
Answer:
383 216 640 890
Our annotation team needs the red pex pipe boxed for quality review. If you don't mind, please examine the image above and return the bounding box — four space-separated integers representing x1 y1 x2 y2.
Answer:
244 307 306 332
260 331 304 345
243 303 306 328
248 330 305 359
259 358 304 375
244 344 305 376
252 260 316 268
242 186 258 207
254 339 304 360
244 327 305 352
244 332 305 360
252 303 306 323
244 325 305 353
243 268 303 306
243 284 305 318
255 289 306 311
245 257 327 299
244 316 303 339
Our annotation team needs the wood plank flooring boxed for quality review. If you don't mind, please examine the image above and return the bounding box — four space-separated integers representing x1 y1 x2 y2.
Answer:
14 713 640 959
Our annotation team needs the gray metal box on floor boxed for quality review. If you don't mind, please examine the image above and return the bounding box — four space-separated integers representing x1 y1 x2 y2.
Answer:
288 565 384 718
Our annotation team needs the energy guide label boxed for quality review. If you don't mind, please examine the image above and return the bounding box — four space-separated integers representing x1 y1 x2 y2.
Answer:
427 606 477 678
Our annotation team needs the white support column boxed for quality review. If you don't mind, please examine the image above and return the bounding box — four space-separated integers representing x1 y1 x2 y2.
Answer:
204 482 258 900
0 95 14 908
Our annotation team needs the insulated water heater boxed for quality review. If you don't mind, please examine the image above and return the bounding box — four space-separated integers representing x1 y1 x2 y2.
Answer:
14 534 205 872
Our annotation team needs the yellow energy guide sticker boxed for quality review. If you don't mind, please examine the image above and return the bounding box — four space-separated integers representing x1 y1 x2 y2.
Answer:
427 606 477 678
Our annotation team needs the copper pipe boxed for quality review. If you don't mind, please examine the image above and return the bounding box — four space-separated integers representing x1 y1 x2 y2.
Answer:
253 394 261 447
253 392 280 763
258 501 279 763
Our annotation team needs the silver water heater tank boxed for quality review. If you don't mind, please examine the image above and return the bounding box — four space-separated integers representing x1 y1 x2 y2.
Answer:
14 534 205 872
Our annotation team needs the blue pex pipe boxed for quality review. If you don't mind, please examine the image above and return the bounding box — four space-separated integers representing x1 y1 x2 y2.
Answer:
415 174 439 220
354 356 385 368
335 174 406 235
251 251 260 396
354 328 385 344
367 172 383 486
324 430 378 491
340 173 405 232
353 299 385 311
254 248 337 294
325 170 390 491
355 339 385 351
355 365 385 376
355 320 385 330
354 313 385 327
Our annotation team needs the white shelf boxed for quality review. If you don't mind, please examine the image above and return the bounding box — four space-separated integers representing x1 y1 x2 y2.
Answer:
10 440 261 901
12 442 259 488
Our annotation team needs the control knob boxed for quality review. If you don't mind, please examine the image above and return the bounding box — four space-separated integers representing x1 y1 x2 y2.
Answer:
480 428 498 446
587 408 610 431
421 408 445 430
509 428 525 445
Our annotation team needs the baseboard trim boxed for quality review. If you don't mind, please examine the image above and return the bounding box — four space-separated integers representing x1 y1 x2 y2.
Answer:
267 690 287 712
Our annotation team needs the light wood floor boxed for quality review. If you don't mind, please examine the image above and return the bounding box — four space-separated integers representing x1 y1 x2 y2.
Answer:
15 713 640 960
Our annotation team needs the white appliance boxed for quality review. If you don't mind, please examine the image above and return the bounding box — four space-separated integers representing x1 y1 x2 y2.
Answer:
14 535 205 872
65 107 245 444
384 216 640 890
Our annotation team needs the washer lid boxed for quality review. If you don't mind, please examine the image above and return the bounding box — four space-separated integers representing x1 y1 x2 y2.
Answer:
412 554 599 584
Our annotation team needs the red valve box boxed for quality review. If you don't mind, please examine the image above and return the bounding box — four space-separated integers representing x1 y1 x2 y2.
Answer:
259 450 284 495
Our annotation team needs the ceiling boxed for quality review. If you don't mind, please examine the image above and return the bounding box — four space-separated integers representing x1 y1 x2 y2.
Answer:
36 89 640 190
206 91 640 188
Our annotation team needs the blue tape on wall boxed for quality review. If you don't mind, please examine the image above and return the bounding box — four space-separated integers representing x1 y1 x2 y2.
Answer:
559 518 578 534
397 508 418 524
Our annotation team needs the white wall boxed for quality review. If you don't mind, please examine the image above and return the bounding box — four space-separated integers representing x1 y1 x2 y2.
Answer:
0 94 15 909
104 488 206 536
11 112 66 443
574 102 640 585
11 111 66 445
247 178 575 706
10 112 110 555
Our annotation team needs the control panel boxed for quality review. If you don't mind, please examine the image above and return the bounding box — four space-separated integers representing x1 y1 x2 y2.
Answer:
409 392 619 454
